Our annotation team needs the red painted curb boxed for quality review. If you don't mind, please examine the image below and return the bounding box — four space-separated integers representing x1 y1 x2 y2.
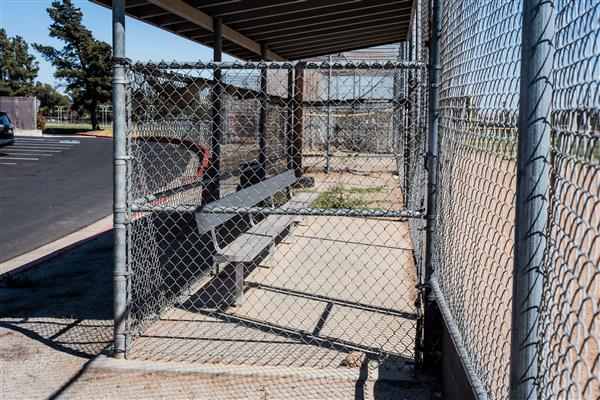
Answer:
70 132 113 138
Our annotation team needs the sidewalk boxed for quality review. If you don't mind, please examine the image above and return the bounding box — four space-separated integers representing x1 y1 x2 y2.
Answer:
0 216 112 277
0 232 113 400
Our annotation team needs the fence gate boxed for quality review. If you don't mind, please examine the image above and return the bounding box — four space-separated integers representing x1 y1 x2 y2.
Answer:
122 60 427 375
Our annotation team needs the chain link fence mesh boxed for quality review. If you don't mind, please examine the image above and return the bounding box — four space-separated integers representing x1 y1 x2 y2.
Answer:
122 59 428 374
433 0 521 397
432 0 598 399
112 1 599 395
539 1 599 398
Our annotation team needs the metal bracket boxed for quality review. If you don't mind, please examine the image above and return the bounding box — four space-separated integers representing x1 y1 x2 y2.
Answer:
114 155 133 162
112 56 132 66
112 78 130 85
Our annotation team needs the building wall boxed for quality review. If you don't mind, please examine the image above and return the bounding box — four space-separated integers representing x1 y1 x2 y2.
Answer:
0 96 37 130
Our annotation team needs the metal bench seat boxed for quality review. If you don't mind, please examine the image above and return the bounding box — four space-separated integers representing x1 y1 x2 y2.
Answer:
214 191 319 265
215 194 318 306
195 170 297 235
195 170 321 306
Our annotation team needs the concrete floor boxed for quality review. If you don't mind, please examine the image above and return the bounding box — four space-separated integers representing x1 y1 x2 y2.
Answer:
128 171 419 377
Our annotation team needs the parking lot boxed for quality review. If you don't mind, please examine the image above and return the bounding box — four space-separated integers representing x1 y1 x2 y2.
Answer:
0 136 112 262
0 136 81 165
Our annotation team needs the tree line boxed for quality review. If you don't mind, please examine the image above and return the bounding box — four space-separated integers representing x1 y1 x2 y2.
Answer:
0 0 111 129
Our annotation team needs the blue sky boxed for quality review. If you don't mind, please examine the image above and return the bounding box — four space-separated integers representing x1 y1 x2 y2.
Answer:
0 0 234 90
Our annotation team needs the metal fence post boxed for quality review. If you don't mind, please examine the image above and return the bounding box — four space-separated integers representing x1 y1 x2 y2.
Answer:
286 69 294 172
203 17 223 204
112 0 127 358
258 44 268 180
292 67 304 178
423 0 441 369
326 54 332 173
510 0 554 398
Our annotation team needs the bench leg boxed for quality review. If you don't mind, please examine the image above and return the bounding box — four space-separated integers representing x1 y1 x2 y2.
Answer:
233 262 244 306
263 244 275 269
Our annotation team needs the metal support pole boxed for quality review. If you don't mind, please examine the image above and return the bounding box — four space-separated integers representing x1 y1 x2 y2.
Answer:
510 0 554 398
423 0 441 369
403 40 413 195
392 47 401 168
258 44 268 180
326 54 332 173
292 68 304 178
286 69 295 172
203 17 223 204
112 0 127 358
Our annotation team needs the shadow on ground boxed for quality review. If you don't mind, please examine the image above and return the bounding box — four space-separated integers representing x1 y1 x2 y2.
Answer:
0 230 439 399
0 231 114 359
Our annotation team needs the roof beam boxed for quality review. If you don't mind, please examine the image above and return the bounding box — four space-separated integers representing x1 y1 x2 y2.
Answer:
145 0 284 61
192 15 407 44
266 21 405 46
272 29 405 52
124 0 148 9
286 38 404 60
275 31 404 53
233 1 410 33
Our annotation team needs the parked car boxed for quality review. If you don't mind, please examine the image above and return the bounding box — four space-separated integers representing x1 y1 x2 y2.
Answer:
0 110 15 146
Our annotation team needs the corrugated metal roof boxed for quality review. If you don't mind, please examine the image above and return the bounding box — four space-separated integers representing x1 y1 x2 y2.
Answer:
91 0 414 61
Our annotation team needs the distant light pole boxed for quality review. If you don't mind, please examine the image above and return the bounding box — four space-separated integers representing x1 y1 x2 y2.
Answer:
100 105 112 129
55 105 68 124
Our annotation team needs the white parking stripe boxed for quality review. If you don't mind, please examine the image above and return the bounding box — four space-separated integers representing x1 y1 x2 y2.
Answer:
16 138 63 142
16 137 76 141
9 146 72 150
13 141 67 145
5 149 62 153
10 144 66 147
5 153 53 157
12 143 72 147
15 139 72 142
2 138 81 165
18 138 76 141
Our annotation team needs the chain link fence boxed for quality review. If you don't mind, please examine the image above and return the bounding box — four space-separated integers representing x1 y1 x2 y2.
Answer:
110 1 598 396
539 1 599 398
430 0 599 399
121 59 428 374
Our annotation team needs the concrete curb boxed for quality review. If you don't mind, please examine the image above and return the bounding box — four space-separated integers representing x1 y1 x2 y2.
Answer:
70 132 113 139
90 355 401 382
0 215 113 278
15 129 43 137
88 355 416 383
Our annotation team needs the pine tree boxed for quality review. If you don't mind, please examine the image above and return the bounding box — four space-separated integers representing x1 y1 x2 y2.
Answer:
0 28 39 96
34 0 111 129
34 82 70 115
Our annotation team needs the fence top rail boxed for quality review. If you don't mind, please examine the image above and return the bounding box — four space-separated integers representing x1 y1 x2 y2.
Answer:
128 60 427 71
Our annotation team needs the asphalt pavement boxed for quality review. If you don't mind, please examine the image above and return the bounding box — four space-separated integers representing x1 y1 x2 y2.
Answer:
0 135 113 262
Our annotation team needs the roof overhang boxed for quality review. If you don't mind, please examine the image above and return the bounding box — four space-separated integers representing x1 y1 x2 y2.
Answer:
91 0 415 61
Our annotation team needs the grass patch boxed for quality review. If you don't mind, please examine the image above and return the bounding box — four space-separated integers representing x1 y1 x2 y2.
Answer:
344 186 384 194
44 124 112 137
311 185 369 209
